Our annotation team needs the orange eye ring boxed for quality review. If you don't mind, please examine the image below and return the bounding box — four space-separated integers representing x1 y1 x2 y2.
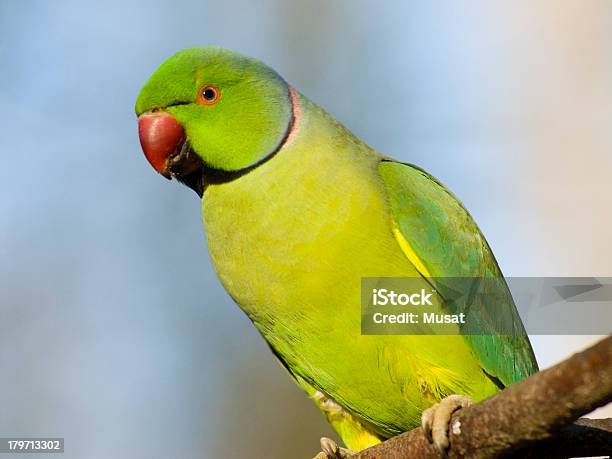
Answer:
198 84 221 105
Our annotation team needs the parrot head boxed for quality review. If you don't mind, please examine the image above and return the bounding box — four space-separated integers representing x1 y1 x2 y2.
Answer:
135 47 295 195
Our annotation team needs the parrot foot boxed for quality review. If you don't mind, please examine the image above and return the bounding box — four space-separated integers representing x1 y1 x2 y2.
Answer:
421 394 474 453
315 437 354 458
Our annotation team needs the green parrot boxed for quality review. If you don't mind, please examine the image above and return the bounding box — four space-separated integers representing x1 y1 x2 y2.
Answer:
135 47 538 454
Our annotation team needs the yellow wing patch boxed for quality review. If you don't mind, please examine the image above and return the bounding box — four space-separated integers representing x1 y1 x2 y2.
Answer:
391 226 432 278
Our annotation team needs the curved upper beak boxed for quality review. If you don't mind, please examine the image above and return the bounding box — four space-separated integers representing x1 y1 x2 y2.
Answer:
138 112 184 179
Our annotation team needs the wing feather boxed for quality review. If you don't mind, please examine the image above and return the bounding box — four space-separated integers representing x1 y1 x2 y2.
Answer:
379 160 538 385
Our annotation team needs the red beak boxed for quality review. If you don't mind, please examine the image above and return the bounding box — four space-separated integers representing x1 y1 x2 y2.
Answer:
138 112 184 178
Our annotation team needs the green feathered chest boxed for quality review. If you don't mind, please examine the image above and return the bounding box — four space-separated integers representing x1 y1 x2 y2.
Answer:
200 105 503 436
202 128 411 331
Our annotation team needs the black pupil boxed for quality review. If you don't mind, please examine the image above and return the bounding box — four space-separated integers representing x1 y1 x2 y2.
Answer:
203 88 216 100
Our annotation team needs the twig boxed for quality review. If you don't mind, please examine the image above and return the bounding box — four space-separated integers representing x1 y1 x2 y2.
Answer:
354 336 612 459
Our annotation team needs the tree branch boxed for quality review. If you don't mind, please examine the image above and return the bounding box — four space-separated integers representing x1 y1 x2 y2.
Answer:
354 336 612 459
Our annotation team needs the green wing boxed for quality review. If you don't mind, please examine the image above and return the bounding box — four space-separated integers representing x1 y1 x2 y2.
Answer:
379 160 538 386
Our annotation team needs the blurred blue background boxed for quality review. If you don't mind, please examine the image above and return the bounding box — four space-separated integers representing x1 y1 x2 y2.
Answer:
1 1 610 458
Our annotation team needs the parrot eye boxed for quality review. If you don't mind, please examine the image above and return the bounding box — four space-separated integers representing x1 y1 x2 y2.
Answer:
198 85 220 105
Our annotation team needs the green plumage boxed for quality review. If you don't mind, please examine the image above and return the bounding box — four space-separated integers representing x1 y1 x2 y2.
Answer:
380 162 537 386
136 47 538 451
136 48 291 171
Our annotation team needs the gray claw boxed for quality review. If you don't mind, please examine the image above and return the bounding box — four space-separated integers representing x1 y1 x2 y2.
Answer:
319 437 355 458
421 395 474 452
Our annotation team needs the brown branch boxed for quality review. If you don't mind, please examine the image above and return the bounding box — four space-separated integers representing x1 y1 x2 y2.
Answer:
355 336 612 459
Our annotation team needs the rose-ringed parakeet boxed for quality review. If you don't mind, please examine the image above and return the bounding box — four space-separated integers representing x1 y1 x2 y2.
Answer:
135 47 538 455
